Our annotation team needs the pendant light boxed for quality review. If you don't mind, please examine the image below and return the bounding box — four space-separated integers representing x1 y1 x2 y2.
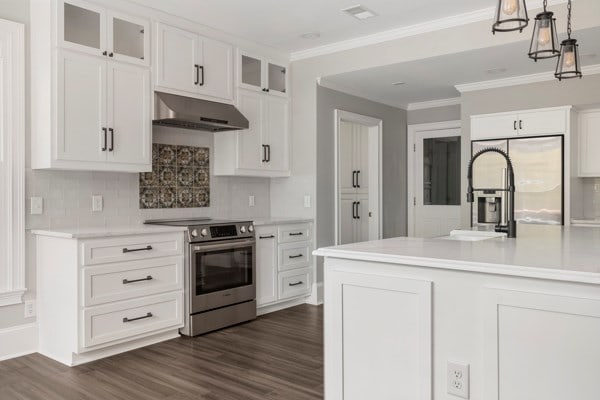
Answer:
528 0 560 61
492 0 529 33
555 0 583 80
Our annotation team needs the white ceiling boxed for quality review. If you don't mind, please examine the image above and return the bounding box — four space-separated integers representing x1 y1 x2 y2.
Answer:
321 27 600 109
127 0 494 52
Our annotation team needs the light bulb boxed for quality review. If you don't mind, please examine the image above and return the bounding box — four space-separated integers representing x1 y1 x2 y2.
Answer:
563 50 576 68
538 27 551 47
502 0 519 16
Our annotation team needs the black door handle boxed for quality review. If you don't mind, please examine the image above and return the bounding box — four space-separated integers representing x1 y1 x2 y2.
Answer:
519 120 522 130
356 170 361 188
262 145 267 162
356 201 361 219
514 120 517 130
123 312 153 323
108 128 114 152
101 128 107 151
194 64 200 85
122 245 153 253
289 232 304 236
352 201 356 219
199 65 204 86
123 275 153 285
352 171 357 188
266 145 271 162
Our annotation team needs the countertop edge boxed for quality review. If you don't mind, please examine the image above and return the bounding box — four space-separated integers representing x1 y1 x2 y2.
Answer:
253 218 314 226
32 226 188 239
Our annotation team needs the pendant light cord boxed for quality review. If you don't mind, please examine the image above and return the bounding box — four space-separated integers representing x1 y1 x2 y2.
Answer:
543 0 548 12
567 0 572 39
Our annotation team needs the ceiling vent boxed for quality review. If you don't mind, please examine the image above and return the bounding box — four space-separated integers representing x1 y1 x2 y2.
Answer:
342 5 377 20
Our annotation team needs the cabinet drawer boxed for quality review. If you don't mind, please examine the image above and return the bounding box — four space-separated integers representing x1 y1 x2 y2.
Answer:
279 268 312 300
278 224 311 243
278 242 312 272
81 233 184 266
81 291 183 349
82 257 183 306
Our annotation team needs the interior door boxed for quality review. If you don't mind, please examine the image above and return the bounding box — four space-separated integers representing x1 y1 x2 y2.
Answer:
199 37 233 100
57 51 106 162
236 90 263 171
356 194 370 242
264 96 289 172
355 124 369 192
413 129 462 238
339 196 356 245
156 23 198 94
107 63 150 165
338 121 356 194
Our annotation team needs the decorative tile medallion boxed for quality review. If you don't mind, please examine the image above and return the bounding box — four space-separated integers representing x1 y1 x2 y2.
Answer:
140 144 210 209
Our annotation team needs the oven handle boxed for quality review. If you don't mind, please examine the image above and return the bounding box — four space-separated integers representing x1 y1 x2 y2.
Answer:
191 238 256 252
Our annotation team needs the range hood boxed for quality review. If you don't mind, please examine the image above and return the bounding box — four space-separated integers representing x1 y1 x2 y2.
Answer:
153 92 249 132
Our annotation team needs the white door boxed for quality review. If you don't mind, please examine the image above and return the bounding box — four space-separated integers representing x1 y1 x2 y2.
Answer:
255 226 277 306
236 90 263 171
264 96 289 172
355 124 370 192
356 194 370 242
413 128 462 238
339 196 356 245
155 23 199 94
107 63 150 165
57 51 106 162
338 121 356 194
198 37 233 101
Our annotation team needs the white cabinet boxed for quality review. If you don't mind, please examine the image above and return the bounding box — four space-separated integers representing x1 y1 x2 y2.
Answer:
214 89 290 177
471 107 570 140
256 226 278 306
578 109 600 177
339 194 369 245
238 51 288 97
155 23 233 102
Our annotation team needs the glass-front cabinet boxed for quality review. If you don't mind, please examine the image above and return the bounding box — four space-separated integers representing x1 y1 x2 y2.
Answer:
238 51 287 96
59 0 150 66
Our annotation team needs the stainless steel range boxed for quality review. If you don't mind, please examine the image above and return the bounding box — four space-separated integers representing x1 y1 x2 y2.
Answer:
144 218 256 336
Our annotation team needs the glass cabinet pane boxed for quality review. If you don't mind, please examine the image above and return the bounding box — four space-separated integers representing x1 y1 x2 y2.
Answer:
113 18 145 60
423 136 461 206
241 55 262 88
64 3 101 50
268 62 286 93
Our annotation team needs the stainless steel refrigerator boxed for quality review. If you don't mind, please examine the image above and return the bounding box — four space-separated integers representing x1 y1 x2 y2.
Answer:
471 136 563 226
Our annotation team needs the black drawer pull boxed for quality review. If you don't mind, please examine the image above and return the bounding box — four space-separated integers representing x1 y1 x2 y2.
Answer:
122 312 153 323
122 245 153 253
289 232 303 236
289 254 303 259
288 281 303 287
259 235 275 239
122 275 153 285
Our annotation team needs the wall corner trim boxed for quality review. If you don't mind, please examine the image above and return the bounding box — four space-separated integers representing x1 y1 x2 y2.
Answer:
0 323 38 361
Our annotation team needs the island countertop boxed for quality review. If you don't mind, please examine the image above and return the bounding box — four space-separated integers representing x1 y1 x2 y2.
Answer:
314 225 600 284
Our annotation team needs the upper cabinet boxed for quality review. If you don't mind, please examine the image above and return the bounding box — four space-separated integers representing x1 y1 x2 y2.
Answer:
578 109 600 177
59 0 150 66
155 23 234 102
238 51 288 97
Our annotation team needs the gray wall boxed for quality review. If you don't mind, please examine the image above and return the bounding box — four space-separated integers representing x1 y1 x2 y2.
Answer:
316 85 407 281
407 104 461 125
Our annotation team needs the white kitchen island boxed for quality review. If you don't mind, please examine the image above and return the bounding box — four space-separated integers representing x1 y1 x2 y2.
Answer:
314 225 600 400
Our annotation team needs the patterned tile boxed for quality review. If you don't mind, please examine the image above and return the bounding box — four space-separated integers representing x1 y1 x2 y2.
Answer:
177 146 195 167
193 187 210 207
194 167 209 187
177 167 194 187
159 166 176 187
159 187 176 208
158 144 176 165
139 187 159 209
195 147 209 167
176 187 194 208
139 166 159 187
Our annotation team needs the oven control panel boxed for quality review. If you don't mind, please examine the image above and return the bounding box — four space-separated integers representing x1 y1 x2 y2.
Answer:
189 222 254 242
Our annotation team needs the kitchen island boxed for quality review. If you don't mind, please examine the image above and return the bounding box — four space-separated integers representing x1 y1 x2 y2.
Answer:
314 225 600 400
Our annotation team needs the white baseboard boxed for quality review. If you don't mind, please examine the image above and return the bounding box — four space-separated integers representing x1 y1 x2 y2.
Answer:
306 281 324 306
257 297 309 316
0 323 37 361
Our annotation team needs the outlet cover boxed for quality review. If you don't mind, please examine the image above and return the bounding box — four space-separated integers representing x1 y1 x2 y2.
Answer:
24 300 36 318
304 195 311 208
249 195 255 207
447 361 469 399
30 197 43 215
92 195 103 212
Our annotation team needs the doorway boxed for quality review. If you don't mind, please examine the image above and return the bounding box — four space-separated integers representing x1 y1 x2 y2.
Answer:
334 110 382 245
408 121 462 238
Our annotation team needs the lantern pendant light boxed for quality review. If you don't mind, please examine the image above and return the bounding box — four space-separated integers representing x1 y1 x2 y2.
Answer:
528 0 560 61
492 0 529 34
555 0 583 80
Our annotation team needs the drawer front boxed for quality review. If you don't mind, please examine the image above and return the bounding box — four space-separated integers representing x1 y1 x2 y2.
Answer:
81 233 184 266
278 242 312 272
279 268 312 300
278 224 311 244
81 291 183 349
82 256 184 306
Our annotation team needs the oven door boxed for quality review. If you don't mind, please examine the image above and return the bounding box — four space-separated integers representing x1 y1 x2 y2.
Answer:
190 238 256 313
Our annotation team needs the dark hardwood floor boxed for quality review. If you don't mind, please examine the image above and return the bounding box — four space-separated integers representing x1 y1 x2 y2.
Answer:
0 304 323 400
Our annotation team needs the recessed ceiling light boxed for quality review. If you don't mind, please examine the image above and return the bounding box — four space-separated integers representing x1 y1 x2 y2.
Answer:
392 81 406 86
300 32 321 39
485 67 508 75
342 4 377 20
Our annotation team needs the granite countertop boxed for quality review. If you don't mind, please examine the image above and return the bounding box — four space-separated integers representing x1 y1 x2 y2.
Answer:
314 225 600 284
32 225 187 239
253 217 313 226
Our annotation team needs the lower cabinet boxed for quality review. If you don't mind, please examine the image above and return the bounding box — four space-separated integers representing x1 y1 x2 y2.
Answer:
35 230 185 366
255 223 313 310
339 193 369 244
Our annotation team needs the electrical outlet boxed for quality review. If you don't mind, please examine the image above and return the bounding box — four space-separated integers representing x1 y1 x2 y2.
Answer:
92 195 103 212
304 195 311 208
249 195 255 207
30 197 43 215
24 300 36 318
447 361 469 399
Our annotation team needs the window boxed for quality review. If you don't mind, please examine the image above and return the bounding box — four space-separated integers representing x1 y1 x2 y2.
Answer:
0 19 25 306
422 136 461 206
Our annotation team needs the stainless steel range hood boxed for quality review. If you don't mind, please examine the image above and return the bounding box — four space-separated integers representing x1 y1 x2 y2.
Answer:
153 92 249 132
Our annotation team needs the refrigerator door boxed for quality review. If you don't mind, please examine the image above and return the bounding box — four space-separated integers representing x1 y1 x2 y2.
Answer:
509 136 563 225
472 140 509 226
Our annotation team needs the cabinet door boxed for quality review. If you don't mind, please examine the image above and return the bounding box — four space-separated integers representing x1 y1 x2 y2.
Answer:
198 37 233 100
236 90 264 171
108 11 149 66
339 121 356 193
264 97 289 172
155 23 199 94
471 114 519 140
256 226 278 306
579 111 600 177
355 124 370 193
239 52 264 92
356 195 370 242
59 0 106 57
267 61 287 96
107 63 151 166
57 51 107 162
339 196 357 245
517 109 567 136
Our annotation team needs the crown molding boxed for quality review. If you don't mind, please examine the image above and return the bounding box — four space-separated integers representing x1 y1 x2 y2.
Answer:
456 63 600 93
290 0 567 62
318 78 407 110
407 97 461 111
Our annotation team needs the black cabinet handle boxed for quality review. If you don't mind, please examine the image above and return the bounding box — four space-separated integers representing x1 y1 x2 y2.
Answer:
123 275 153 285
122 245 153 253
352 171 357 188
352 201 357 219
259 235 275 239
513 120 517 130
289 232 303 236
194 64 200 85
199 65 204 86
266 144 271 162
519 120 523 130
356 202 361 219
123 312 153 323
108 128 114 152
288 281 303 287
288 254 303 259
102 51 107 56
262 144 267 162
108 52 113 57
356 170 361 188
101 127 107 151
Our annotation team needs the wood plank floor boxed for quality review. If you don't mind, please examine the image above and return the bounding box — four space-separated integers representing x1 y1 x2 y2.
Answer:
0 304 323 400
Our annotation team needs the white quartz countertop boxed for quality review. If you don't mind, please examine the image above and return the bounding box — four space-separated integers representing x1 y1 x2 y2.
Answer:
314 225 600 284
253 217 313 226
32 225 187 239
